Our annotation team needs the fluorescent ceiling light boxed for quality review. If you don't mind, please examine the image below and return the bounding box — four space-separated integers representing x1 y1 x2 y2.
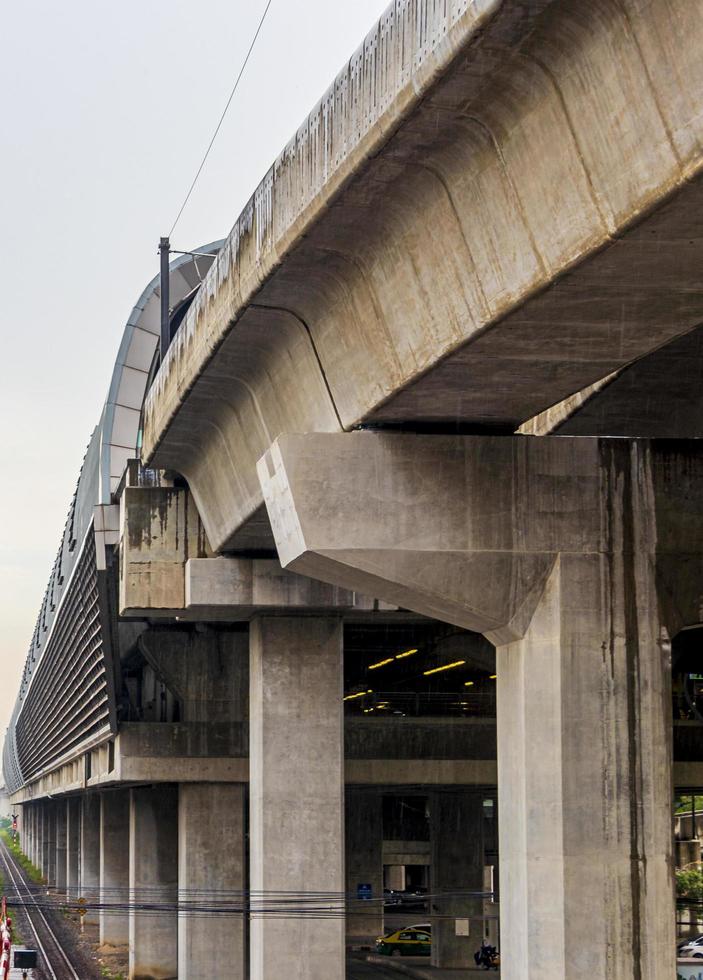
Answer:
343 690 372 701
423 660 466 676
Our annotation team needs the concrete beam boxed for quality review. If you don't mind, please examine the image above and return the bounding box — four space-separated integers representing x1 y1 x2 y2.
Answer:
119 482 388 618
185 557 390 618
143 0 703 554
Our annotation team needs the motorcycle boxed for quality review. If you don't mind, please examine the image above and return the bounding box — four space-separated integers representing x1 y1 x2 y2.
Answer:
474 943 500 970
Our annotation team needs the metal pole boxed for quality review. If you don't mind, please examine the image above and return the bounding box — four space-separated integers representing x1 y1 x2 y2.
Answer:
159 236 170 362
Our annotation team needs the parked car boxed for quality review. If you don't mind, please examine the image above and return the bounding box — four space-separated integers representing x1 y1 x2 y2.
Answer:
383 888 403 907
376 928 431 957
398 887 428 910
678 935 703 958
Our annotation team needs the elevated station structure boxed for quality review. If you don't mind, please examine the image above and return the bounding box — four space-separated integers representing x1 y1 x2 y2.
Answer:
5 0 703 978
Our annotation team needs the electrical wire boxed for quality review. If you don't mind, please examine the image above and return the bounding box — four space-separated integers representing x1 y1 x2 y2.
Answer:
1 884 493 919
168 0 275 238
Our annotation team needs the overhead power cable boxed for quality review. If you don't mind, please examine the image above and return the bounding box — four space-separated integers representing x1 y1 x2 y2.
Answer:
168 0 274 237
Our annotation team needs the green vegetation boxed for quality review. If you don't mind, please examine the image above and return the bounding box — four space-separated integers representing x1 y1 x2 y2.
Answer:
675 795 703 814
0 829 44 884
0 866 26 947
676 867 703 902
6 911 25 947
100 967 126 980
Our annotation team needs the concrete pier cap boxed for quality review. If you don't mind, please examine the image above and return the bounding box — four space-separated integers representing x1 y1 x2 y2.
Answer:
257 431 703 643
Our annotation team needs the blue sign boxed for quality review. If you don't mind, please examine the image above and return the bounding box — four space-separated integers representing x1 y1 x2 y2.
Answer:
357 883 373 901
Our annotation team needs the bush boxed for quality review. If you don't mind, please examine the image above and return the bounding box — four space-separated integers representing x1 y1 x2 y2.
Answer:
676 867 703 901
0 829 44 884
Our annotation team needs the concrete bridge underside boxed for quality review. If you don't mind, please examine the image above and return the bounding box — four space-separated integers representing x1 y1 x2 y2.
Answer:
6 1 703 979
143 0 703 556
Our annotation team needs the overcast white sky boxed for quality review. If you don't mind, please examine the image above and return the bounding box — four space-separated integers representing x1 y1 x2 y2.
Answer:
0 0 390 737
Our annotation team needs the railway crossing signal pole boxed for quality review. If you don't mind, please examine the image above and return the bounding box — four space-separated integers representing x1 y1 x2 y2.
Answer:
77 897 87 935
159 237 170 363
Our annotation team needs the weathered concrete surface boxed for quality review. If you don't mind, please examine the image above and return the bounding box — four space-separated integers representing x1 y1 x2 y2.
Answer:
66 797 80 899
44 803 56 887
345 759 498 786
119 486 210 615
258 433 598 639
346 790 383 940
80 794 101 925
129 785 178 980
249 617 345 980
430 791 484 968
260 433 702 980
120 484 387 617
186 556 388 618
260 433 703 639
555 324 703 438
497 550 673 980
178 783 246 980
101 790 130 946
137 629 248 724
143 0 703 553
55 801 67 892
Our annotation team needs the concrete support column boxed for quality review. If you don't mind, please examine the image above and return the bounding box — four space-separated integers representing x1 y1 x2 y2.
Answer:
497 551 674 980
55 800 68 894
345 790 383 941
38 803 48 877
66 798 80 899
178 783 246 980
35 805 41 868
45 803 57 887
385 866 405 891
30 805 40 868
430 790 484 968
22 805 31 863
81 795 101 925
101 790 130 947
250 616 345 980
129 785 178 980
29 806 36 864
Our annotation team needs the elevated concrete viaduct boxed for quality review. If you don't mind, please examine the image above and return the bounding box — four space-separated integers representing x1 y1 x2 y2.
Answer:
5 0 703 979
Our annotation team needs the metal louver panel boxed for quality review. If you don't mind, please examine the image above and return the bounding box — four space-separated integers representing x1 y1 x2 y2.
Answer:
13 530 111 785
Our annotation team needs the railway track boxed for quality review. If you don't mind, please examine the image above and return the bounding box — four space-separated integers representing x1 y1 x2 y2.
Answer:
0 838 81 980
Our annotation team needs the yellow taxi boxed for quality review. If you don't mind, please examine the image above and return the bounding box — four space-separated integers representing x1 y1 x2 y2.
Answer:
375 927 431 956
